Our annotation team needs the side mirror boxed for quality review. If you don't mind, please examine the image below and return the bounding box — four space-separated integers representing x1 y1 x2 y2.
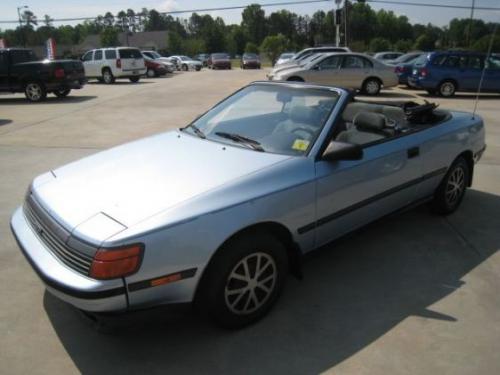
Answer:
322 141 363 162
313 65 321 71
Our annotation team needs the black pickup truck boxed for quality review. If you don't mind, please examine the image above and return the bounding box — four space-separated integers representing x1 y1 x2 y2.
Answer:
0 48 86 102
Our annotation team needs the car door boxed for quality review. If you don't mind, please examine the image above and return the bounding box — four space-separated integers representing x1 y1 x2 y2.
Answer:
339 55 372 88
458 55 483 90
303 55 342 85
482 54 500 92
312 120 423 247
92 49 103 77
0 50 8 90
81 50 94 77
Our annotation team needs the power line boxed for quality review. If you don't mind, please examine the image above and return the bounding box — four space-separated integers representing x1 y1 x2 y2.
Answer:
367 0 500 11
0 0 499 24
0 0 331 24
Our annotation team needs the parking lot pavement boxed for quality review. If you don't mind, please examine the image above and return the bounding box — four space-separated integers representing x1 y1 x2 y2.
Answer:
0 70 499 375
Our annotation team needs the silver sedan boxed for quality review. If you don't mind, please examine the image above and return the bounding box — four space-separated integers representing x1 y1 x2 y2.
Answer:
268 52 398 95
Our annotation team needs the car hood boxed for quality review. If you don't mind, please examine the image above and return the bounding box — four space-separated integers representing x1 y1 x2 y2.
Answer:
32 131 290 241
272 64 303 77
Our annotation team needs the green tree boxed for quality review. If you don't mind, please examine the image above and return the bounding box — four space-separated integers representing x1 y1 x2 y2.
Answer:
471 34 500 53
245 42 259 53
260 34 289 64
369 37 391 52
414 33 437 51
242 4 267 45
393 39 413 52
168 31 184 54
100 27 119 47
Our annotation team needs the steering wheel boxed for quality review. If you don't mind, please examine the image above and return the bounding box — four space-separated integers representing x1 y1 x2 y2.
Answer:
291 127 315 139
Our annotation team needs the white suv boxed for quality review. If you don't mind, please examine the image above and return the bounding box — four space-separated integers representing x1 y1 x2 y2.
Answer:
81 47 146 84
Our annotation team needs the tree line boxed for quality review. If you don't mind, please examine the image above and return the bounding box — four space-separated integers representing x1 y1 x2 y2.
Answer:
1 2 499 61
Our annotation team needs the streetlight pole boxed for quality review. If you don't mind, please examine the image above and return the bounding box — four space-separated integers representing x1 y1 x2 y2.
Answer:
17 5 28 47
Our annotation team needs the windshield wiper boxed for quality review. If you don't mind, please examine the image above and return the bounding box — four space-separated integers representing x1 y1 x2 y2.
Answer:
215 132 265 152
180 123 206 139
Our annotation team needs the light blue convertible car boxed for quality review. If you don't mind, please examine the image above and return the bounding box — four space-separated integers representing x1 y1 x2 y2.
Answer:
11 82 485 328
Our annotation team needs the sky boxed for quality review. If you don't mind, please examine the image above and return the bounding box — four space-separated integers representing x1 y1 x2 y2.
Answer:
0 0 499 30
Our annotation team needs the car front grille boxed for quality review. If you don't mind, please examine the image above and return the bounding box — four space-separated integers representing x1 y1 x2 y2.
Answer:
23 198 93 276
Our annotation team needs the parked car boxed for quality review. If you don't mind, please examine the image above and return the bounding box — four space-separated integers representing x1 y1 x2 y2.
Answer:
141 50 175 73
385 51 424 66
274 46 350 68
10 81 485 328
169 56 203 71
392 53 426 85
208 53 232 70
275 52 296 66
194 53 210 67
408 51 500 97
268 52 398 95
374 51 404 62
142 54 168 78
81 47 146 84
240 53 261 69
0 48 85 102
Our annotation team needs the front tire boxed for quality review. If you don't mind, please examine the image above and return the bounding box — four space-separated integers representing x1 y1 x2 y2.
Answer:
24 82 47 102
431 157 470 215
197 232 288 329
146 68 156 78
54 89 71 98
182 64 188 71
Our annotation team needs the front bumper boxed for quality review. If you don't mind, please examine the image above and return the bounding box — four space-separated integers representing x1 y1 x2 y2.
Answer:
10 207 127 312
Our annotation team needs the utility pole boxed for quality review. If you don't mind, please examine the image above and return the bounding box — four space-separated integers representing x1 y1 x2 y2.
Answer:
17 5 28 47
344 0 348 47
334 0 342 47
466 0 476 47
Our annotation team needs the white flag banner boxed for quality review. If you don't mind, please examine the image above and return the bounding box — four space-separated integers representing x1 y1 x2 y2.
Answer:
46 38 56 59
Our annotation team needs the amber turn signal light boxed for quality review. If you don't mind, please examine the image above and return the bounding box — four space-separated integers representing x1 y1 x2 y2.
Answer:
89 244 144 280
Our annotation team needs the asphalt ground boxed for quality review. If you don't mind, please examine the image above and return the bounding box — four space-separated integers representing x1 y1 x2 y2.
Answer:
0 69 499 374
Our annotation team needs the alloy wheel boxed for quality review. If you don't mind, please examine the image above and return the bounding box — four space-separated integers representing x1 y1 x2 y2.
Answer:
365 79 380 95
26 83 42 101
224 252 277 315
440 82 455 97
445 166 465 207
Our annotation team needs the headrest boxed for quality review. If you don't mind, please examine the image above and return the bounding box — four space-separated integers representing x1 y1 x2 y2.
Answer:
290 106 314 123
353 111 386 131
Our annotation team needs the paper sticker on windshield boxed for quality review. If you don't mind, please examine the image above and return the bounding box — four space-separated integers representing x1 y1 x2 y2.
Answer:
292 139 310 151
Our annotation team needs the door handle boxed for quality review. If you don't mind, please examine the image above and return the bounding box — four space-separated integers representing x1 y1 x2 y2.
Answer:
407 147 420 158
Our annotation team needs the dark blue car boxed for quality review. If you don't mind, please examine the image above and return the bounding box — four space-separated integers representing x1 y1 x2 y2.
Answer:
391 52 426 85
408 51 500 97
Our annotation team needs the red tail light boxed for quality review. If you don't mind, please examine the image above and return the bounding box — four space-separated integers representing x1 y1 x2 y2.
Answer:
89 244 143 280
116 59 121 69
54 68 65 78
420 67 428 77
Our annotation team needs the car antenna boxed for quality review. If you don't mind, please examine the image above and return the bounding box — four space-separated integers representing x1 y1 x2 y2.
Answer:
472 23 498 119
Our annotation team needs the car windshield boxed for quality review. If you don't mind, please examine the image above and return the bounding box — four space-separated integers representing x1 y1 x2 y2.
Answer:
243 53 258 59
179 56 191 61
213 53 229 59
280 53 295 59
414 54 429 66
394 53 421 63
119 48 142 58
148 51 162 59
299 53 324 66
186 84 340 156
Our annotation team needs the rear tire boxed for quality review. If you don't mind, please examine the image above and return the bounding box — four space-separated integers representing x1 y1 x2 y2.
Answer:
54 89 71 98
102 68 115 84
438 80 456 97
362 78 381 95
129 76 140 83
430 157 469 215
196 231 288 329
182 64 188 71
24 82 47 102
